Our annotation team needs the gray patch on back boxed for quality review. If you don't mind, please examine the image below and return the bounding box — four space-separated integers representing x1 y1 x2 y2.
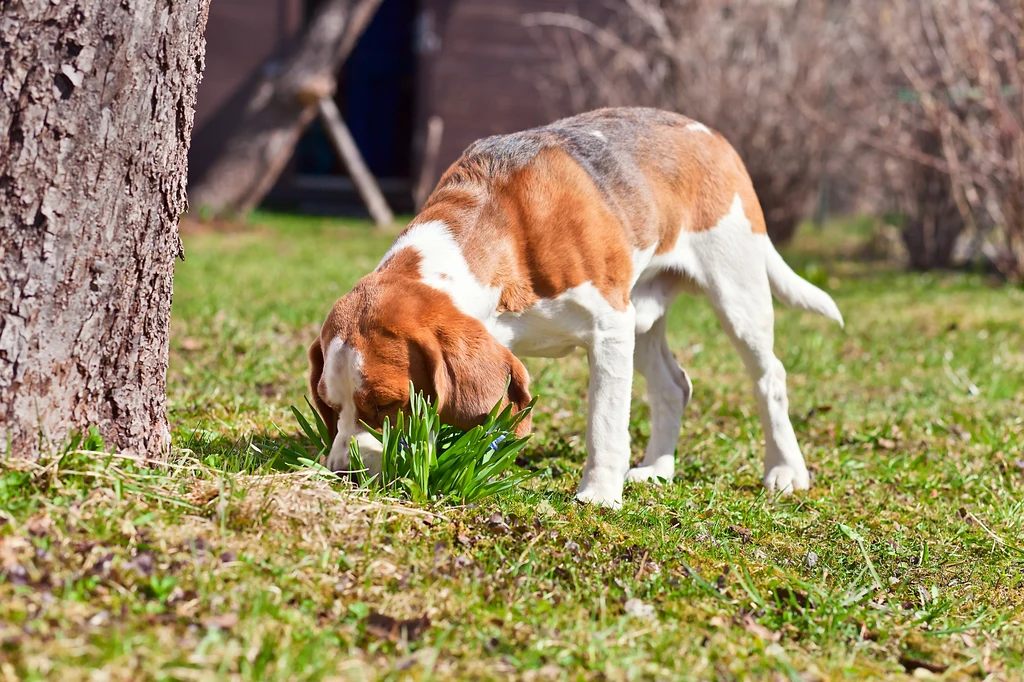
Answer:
457 108 690 216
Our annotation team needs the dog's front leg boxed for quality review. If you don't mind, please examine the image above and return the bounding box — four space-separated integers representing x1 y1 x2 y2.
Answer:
576 305 636 509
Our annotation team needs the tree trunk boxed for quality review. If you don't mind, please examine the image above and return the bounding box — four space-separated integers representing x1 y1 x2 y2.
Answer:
0 0 210 459
187 0 384 217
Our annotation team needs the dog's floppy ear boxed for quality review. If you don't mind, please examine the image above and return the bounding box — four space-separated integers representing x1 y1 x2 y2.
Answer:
308 337 338 442
414 319 532 435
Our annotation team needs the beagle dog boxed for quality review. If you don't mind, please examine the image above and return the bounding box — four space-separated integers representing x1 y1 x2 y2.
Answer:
308 108 843 508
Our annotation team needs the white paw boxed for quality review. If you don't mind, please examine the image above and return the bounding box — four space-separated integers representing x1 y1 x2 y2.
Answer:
625 465 673 484
575 489 622 509
763 465 810 495
325 432 383 477
325 447 350 473
575 477 623 509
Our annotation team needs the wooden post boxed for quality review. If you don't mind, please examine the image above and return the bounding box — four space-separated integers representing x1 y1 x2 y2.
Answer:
316 97 394 228
187 0 384 217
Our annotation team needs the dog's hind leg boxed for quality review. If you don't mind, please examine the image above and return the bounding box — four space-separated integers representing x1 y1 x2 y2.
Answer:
705 257 810 494
626 314 691 483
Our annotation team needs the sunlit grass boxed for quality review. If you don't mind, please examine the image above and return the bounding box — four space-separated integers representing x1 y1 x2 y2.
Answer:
1 214 1021 680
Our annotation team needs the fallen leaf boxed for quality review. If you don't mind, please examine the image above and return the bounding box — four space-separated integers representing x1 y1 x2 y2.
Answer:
202 613 239 630
332 570 357 591
365 611 431 643
87 611 110 627
0 536 31 569
623 597 656 620
740 613 780 642
729 525 752 543
773 587 811 610
129 552 155 577
25 515 52 537
709 615 729 628
485 512 509 533
535 500 557 516
899 655 948 674
6 563 29 586
805 404 833 420
186 487 220 507
87 553 114 577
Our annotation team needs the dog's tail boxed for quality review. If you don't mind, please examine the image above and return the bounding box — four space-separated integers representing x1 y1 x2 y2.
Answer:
765 242 844 327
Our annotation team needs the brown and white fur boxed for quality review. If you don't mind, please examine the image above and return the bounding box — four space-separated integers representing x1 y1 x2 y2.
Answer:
308 108 843 508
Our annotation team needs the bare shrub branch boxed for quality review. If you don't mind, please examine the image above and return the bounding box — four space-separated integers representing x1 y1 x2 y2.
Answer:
527 0 856 244
530 0 1024 279
842 0 1024 278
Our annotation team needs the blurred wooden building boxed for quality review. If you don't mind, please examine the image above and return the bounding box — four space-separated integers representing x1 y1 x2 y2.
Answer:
189 0 590 214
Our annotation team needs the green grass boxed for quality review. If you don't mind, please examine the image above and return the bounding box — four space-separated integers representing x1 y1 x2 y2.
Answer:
290 382 536 504
2 211 1022 680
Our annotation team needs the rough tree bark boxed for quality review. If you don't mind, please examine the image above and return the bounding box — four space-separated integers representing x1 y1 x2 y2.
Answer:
187 0 384 217
0 0 210 459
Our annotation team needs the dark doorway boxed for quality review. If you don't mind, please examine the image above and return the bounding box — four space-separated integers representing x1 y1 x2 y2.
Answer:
295 0 418 182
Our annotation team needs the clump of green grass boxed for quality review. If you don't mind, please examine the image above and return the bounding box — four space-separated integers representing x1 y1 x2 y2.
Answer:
291 380 536 504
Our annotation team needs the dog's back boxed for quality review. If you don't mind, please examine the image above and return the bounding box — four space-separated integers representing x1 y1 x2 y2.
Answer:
428 108 766 258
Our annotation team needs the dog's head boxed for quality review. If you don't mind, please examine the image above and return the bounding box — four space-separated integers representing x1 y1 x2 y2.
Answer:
308 273 531 476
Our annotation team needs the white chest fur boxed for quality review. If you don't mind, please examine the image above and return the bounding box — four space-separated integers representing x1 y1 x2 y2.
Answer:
487 283 614 358
487 243 659 357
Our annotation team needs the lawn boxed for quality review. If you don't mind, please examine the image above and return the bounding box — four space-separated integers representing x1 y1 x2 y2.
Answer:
2 213 1022 681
